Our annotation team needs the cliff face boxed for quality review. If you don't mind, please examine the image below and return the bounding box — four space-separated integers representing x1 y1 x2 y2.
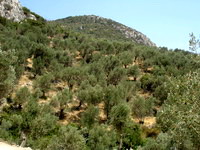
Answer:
0 0 36 22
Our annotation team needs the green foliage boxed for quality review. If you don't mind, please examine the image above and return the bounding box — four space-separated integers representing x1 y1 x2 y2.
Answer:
122 122 144 149
1 11 200 150
81 106 99 129
131 96 154 122
157 71 200 149
0 49 17 99
0 114 23 143
107 67 126 85
139 133 172 150
78 84 103 106
13 87 31 109
110 103 131 132
29 113 58 139
47 126 86 150
87 125 117 150
34 73 54 98
118 51 134 68
101 55 121 75
103 85 123 118
54 15 134 42
61 66 85 90
127 65 140 81
51 88 72 119
140 74 155 92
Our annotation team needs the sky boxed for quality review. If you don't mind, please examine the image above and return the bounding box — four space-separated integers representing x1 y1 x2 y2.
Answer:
20 0 200 51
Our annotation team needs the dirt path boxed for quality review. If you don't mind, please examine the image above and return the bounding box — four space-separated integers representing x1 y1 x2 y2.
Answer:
0 142 32 150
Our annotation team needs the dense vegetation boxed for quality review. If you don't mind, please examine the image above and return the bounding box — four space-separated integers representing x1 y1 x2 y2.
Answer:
0 14 200 150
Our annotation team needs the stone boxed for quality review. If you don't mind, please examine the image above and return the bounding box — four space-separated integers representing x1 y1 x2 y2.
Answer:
0 0 36 22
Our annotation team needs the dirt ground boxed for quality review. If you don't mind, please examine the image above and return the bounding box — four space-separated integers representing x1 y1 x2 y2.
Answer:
0 142 32 150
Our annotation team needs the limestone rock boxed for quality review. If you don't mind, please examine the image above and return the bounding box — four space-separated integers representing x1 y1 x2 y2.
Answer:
0 0 36 22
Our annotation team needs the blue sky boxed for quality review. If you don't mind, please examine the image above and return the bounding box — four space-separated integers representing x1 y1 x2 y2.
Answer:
20 0 200 50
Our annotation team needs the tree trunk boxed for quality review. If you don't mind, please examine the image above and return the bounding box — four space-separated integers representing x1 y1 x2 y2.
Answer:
69 83 73 91
76 100 82 110
20 132 27 147
59 108 65 120
18 104 22 110
119 134 123 150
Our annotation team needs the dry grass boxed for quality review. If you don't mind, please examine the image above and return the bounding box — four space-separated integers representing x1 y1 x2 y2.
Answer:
98 102 107 121
138 90 151 99
133 116 156 128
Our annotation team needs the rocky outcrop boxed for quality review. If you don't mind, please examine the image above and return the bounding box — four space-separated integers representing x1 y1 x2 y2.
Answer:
112 23 156 47
89 15 156 47
0 0 36 22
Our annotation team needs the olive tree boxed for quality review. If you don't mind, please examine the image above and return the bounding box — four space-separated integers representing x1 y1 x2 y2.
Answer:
0 49 17 99
110 103 131 149
51 88 72 119
33 73 54 98
87 125 117 150
13 87 31 109
47 126 86 150
157 71 200 149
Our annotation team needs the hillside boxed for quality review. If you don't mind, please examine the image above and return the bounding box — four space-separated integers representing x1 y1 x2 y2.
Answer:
0 2 200 150
53 15 156 47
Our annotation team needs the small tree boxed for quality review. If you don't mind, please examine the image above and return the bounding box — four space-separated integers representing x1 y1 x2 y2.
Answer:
13 87 31 109
122 122 143 149
118 51 133 68
61 67 83 91
127 65 140 81
103 85 122 119
30 113 58 139
34 73 54 98
189 32 200 54
87 125 117 150
131 96 154 124
47 126 86 150
107 67 126 85
77 84 103 108
51 88 72 119
110 103 131 149
81 105 99 129
101 55 121 76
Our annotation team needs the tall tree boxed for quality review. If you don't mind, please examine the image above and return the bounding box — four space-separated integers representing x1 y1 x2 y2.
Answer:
0 49 17 99
110 103 131 149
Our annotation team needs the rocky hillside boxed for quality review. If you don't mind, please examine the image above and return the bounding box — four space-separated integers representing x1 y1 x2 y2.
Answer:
0 0 36 22
54 15 156 47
